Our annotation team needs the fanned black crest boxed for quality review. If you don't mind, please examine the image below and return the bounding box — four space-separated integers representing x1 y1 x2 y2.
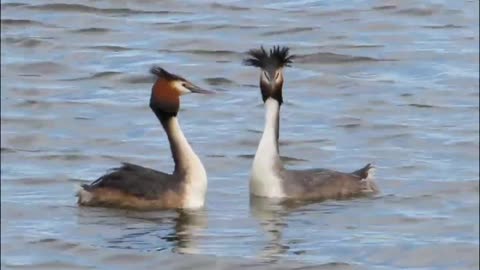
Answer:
243 45 294 68
150 66 186 81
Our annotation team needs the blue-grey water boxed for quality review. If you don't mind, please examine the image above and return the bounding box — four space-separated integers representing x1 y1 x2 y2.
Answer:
1 0 479 269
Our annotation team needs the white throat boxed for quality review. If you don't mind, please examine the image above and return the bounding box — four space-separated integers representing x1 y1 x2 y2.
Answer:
165 117 207 209
250 98 285 198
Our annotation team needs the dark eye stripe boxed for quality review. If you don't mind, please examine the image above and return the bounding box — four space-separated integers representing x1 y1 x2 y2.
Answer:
263 71 270 80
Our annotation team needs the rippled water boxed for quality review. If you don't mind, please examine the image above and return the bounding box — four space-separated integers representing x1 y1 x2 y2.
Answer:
1 0 479 269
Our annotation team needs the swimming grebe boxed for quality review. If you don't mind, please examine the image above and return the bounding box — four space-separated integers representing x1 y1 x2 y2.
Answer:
77 66 212 210
244 46 378 200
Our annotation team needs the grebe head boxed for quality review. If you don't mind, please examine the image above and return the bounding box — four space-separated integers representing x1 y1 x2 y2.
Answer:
243 46 294 105
149 66 212 117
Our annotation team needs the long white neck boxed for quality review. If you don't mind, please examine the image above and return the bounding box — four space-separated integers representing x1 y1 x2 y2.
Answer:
162 117 200 173
162 116 207 208
258 98 281 161
250 98 285 197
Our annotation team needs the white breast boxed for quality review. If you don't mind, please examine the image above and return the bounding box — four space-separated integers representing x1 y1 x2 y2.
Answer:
250 154 284 198
182 158 208 209
250 98 285 198
166 117 208 209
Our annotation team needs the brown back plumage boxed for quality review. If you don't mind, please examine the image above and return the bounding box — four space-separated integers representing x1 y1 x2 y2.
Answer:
280 165 378 200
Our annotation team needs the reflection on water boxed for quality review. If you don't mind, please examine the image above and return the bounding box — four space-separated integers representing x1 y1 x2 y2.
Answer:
165 210 207 254
75 208 207 254
250 197 289 262
249 196 335 263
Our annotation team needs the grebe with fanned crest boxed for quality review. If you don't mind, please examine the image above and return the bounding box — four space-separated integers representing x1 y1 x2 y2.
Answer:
244 46 378 200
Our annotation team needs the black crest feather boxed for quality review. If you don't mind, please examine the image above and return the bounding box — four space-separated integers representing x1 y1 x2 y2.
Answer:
150 66 185 81
243 45 294 68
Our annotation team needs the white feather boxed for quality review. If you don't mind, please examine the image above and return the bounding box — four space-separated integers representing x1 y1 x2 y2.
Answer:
250 99 285 198
172 81 192 95
74 184 93 204
168 117 207 209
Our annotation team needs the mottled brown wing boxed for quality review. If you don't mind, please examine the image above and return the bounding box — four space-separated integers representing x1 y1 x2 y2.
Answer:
281 168 365 200
83 163 178 199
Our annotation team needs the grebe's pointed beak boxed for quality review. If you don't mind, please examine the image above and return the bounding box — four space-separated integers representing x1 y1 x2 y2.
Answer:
185 82 214 94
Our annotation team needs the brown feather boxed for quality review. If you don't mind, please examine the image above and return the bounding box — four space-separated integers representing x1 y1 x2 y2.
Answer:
79 187 184 210
150 79 180 115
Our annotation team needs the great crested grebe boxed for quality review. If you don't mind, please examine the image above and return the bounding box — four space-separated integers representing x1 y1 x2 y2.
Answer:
244 46 378 200
76 66 212 210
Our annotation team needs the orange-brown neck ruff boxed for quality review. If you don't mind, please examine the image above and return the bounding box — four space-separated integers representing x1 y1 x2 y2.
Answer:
150 78 180 118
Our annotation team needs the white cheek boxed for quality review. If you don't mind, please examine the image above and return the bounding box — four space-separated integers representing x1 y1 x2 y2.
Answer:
261 74 269 83
275 73 283 83
173 81 192 95
179 86 191 95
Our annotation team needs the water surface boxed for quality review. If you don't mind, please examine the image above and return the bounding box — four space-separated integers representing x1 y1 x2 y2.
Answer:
1 0 479 269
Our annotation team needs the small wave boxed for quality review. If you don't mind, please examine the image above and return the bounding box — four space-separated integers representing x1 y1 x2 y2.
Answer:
242 84 258 89
262 27 315 36
41 154 90 161
14 99 54 110
207 24 257 30
246 129 262 134
398 164 424 170
166 49 241 57
388 180 479 199
88 45 131 52
1 19 47 27
279 138 331 146
62 72 154 84
72 27 111 33
395 8 435 16
123 75 155 84
1 147 16 153
422 24 464 29
91 71 123 79
336 44 384 49
370 123 410 130
28 3 175 15
294 52 393 64
74 116 93 120
165 24 194 31
11 61 68 75
408 103 436 108
373 5 397 10
1 3 27 7
207 154 226 158
316 262 352 268
32 238 82 250
210 3 250 11
62 71 123 81
204 77 234 86
14 178 60 186
329 35 348 40
29 3 120 12
368 132 413 145
3 37 50 48
336 123 361 129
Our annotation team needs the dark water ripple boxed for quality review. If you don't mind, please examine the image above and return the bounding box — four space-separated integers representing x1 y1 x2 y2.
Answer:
295 52 393 64
27 3 183 15
1 18 48 27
